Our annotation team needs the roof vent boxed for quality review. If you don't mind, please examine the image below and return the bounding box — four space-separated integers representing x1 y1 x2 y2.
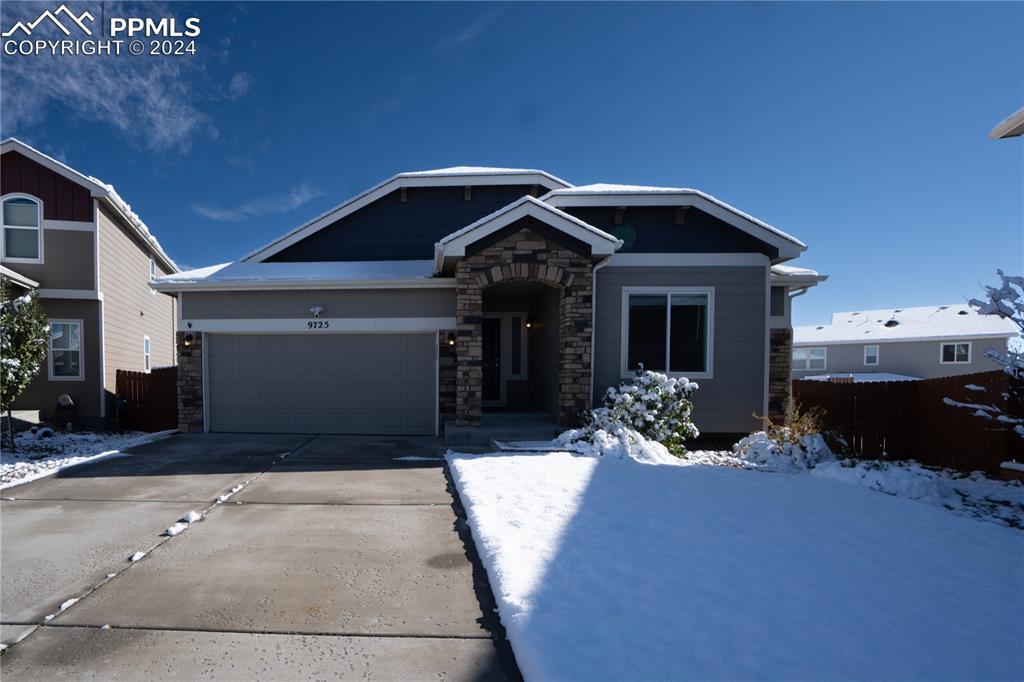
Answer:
894 309 902 313
884 320 900 328
938 305 948 310
958 310 969 315
816 326 825 330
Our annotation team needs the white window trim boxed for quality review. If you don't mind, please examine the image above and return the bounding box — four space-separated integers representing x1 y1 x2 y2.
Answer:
939 341 972 364
1 193 44 264
864 344 880 366
619 286 715 379
793 346 827 371
149 258 158 294
143 335 151 372
48 318 84 381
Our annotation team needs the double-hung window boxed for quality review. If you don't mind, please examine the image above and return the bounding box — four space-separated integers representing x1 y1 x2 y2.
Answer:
864 345 879 366
143 336 152 372
940 342 970 364
621 288 713 377
2 195 42 262
793 347 826 371
49 320 83 380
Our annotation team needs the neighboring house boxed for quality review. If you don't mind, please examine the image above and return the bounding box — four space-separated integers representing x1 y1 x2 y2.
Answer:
989 106 1024 139
154 169 825 437
792 304 1017 381
0 138 178 429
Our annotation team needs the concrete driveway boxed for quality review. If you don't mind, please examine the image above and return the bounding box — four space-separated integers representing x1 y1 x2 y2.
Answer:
1 434 517 680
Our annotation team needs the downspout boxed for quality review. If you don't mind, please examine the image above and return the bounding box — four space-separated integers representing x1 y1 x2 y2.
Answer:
589 255 613 408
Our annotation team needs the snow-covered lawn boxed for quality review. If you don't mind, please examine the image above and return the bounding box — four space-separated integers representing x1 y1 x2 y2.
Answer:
448 450 1023 681
1 429 176 489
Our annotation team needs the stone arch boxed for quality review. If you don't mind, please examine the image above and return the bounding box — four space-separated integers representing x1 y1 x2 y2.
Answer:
454 225 594 428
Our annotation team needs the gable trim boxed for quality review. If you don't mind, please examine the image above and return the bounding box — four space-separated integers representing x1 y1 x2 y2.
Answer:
1 138 108 197
433 196 621 271
542 190 805 258
242 170 573 263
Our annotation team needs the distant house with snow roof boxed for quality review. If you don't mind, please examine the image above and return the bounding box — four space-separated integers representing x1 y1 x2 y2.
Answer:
1 138 179 429
792 304 1018 381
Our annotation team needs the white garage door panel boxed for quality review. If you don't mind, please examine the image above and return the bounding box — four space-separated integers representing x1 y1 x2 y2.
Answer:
208 333 436 435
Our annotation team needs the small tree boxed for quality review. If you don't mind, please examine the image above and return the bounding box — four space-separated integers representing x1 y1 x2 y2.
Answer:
946 270 1024 438
1 277 50 451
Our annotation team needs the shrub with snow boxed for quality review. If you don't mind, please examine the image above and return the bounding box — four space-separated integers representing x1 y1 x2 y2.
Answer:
734 430 834 471
563 370 699 459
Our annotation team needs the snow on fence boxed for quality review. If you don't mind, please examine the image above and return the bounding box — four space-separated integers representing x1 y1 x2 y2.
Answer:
115 366 178 432
793 370 1023 474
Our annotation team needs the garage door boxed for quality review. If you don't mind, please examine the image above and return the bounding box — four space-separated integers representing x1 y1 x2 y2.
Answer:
207 333 436 435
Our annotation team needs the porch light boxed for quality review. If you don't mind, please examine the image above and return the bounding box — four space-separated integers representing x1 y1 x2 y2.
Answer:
447 332 456 347
525 318 534 329
183 334 194 348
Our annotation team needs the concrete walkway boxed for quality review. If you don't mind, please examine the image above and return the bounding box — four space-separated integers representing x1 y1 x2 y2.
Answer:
1 434 517 680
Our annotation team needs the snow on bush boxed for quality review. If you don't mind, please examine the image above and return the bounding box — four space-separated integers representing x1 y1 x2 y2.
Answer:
561 369 699 461
733 430 833 471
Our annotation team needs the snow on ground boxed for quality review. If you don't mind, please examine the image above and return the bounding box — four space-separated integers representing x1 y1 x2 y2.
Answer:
448 450 1022 681
1 429 176 489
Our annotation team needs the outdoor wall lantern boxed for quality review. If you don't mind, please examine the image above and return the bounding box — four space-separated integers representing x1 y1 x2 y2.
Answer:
525 318 534 329
447 332 456 347
181 333 194 356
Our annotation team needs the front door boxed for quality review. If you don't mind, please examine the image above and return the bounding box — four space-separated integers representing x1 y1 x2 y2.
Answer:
482 317 501 402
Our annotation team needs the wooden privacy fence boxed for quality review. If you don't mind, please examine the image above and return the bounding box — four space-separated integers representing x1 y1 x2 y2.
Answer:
793 370 1023 475
116 366 178 432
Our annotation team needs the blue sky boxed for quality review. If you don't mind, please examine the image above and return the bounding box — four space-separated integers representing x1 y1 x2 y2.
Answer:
1 1 1021 326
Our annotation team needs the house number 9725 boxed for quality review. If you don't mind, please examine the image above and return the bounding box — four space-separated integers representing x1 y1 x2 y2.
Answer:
307 320 330 330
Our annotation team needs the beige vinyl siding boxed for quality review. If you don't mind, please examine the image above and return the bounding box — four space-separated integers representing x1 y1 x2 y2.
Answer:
594 265 768 434
97 204 176 390
2 228 96 290
180 288 455 319
12 299 103 421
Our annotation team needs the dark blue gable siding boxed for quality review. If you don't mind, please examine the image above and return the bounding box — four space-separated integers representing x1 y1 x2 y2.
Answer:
267 185 535 262
562 206 779 258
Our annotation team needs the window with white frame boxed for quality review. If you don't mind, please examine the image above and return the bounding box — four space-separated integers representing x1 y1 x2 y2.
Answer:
940 342 970 364
149 258 156 280
2 195 42 261
49 320 83 380
621 288 712 376
793 347 826 371
864 345 879 366
143 336 151 372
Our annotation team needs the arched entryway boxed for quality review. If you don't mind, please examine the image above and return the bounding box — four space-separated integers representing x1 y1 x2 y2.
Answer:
453 225 594 427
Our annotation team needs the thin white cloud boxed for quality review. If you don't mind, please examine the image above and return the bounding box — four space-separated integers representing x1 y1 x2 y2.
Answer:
193 184 323 222
436 7 502 50
227 72 252 100
0 1 217 152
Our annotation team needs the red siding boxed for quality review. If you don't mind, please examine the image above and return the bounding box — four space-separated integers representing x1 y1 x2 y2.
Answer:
1 151 93 222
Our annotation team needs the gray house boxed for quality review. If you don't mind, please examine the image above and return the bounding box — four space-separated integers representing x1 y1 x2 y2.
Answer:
792 304 1017 381
1 139 178 429
153 170 824 438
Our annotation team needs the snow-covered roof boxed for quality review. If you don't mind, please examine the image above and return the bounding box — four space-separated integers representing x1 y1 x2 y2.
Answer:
0 265 39 290
0 138 178 272
794 304 1018 346
151 260 451 292
802 373 921 383
989 106 1024 140
403 166 571 185
542 183 806 252
771 264 819 277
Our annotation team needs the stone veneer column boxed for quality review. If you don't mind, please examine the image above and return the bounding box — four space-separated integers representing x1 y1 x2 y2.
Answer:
768 328 793 422
454 226 593 427
438 330 458 431
176 331 204 433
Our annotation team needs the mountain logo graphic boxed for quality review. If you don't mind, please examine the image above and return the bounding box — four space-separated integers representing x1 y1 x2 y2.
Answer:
2 4 95 37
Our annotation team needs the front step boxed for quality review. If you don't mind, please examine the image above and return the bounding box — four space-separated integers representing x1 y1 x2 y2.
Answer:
444 419 561 449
